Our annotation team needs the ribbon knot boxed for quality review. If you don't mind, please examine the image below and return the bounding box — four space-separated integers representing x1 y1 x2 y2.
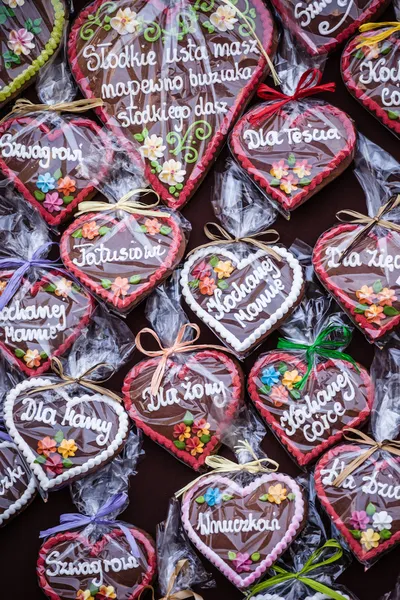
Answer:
75 189 168 218
0 97 105 124
356 21 400 48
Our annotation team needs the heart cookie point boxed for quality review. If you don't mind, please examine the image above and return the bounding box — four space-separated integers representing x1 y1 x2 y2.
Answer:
0 440 37 526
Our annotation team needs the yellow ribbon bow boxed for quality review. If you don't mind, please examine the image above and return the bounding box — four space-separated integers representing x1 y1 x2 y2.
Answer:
75 189 168 218
356 21 400 48
0 97 104 124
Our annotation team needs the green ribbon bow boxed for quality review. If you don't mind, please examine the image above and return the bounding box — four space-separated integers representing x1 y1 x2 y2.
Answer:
247 540 347 600
277 324 359 390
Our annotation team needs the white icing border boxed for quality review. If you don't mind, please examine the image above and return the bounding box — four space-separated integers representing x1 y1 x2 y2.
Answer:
4 378 129 492
180 246 304 352
0 440 36 526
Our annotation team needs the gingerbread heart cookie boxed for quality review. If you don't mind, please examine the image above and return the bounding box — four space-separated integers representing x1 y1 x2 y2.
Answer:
0 0 66 107
38 527 156 600
181 473 307 588
342 31 400 137
0 271 94 376
61 211 187 314
68 0 277 209
313 225 400 343
0 117 113 226
315 444 400 563
0 439 36 526
4 378 130 492
248 352 373 467
231 104 356 212
269 0 390 56
181 246 304 356
122 350 243 470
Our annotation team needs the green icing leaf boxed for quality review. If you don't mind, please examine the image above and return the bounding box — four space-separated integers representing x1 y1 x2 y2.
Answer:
209 256 219 267
380 45 392 55
44 283 56 293
72 229 83 239
200 434 211 444
183 411 194 426
176 183 183 190
34 190 45 201
277 362 287 374
387 110 400 120
53 168 62 181
63 196 74 205
380 529 392 540
287 493 295 501
269 178 280 186
298 178 312 186
160 225 172 235
354 49 365 59
259 494 268 502
222 494 233 501
258 384 271 394
195 495 205 504
354 304 368 314
373 280 383 293
134 133 144 142
366 503 376 516
349 529 362 540
89 585 100 596
99 226 111 236
188 279 199 289
101 279 112 290
169 186 176 194
384 305 400 316
142 127 149 138
218 280 229 290
34 455 46 464
173 440 186 450
290 389 301 399
288 153 296 166
228 551 236 560
54 430 64 444
40 352 48 360
140 225 148 232
251 553 261 562
14 349 25 358
130 275 141 285
62 458 73 469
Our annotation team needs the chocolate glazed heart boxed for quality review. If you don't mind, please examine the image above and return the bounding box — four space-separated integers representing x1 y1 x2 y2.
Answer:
342 31 400 137
0 117 113 226
37 527 156 600
4 379 130 492
315 444 400 563
269 0 390 56
181 473 307 588
61 212 187 314
67 0 277 210
0 440 37 526
0 271 94 376
230 104 356 212
313 224 400 342
248 352 373 467
122 350 243 470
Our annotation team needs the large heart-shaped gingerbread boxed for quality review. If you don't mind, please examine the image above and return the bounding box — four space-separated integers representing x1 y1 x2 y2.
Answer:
0 117 113 226
122 350 243 470
181 246 304 355
342 31 400 137
37 527 156 600
61 211 187 313
269 0 389 56
68 0 277 209
248 352 373 467
313 224 400 343
4 378 130 492
315 444 400 563
0 0 66 108
181 473 307 588
0 440 37 526
230 104 356 212
0 271 94 376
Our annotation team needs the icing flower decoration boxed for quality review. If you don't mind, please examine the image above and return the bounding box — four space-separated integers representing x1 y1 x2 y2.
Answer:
360 528 380 550
270 160 289 180
282 370 302 390
3 0 25 6
365 304 385 324
210 4 238 31
140 135 166 160
58 439 78 459
377 288 397 307
7 28 35 56
192 260 212 280
355 285 375 305
269 384 289 407
37 173 56 193
199 276 217 296
186 436 204 456
44 192 63 213
280 174 298 195
159 159 186 185
363 42 380 59
111 277 130 298
192 419 210 437
350 510 369 531
23 349 41 368
232 552 252 573
110 7 140 35
214 260 234 279
57 176 76 196
293 159 312 179
261 366 280 387
267 483 287 504
144 218 161 235
81 221 100 240
55 278 73 298
372 510 393 531
76 591 94 600
98 586 117 600
46 453 64 476
204 487 222 506
37 436 57 457
173 423 191 442
0 280 7 295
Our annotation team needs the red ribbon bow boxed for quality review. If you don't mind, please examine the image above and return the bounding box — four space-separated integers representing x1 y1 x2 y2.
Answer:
249 68 336 124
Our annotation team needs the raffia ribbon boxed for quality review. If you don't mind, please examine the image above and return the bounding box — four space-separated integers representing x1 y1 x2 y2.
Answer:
135 323 235 396
0 97 105 123
332 428 400 487
140 559 203 600
335 194 400 262
356 21 400 48
75 189 168 218
175 440 279 498
27 357 122 404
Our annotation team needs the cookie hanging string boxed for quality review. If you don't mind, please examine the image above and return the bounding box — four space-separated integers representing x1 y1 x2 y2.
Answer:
139 559 203 600
356 21 400 48
75 189 168 218
0 97 105 124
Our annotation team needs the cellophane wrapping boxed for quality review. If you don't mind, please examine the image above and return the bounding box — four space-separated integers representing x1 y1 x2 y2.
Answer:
381 575 400 600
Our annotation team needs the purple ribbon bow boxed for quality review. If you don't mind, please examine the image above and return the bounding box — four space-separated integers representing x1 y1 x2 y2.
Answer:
39 492 140 558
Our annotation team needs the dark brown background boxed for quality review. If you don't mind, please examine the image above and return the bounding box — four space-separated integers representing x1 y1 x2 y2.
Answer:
0 0 399 599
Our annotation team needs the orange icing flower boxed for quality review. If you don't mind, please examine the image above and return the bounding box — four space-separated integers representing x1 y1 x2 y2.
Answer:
37 436 57 457
23 349 41 368
58 439 78 459
214 260 234 279
76 591 94 600
186 436 204 456
192 419 210 437
282 370 302 390
55 278 73 298
377 288 397 307
355 285 375 305
267 483 287 504
145 218 161 235
270 384 289 407
360 528 380 550
58 176 76 195
0 280 7 295
365 304 385 324
81 221 99 240
111 277 130 298
173 423 191 442
98 586 117 599
199 276 217 295
293 159 311 179
280 174 298 195
270 160 288 180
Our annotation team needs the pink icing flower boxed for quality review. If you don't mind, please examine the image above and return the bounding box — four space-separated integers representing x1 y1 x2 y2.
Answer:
44 192 63 213
350 510 369 530
8 28 35 56
232 552 252 573
192 260 212 280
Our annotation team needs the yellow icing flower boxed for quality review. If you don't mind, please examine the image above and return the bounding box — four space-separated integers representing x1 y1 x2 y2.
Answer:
355 285 375 305
76 591 94 600
214 260 234 279
98 586 117 599
58 439 78 459
0 280 7 295
267 483 287 504
360 528 380 550
110 7 140 35
55 278 73 298
282 370 302 390
23 349 41 368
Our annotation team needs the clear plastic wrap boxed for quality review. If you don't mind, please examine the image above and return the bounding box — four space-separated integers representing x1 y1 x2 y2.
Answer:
122 273 244 471
67 0 279 210
60 163 191 315
37 431 157 600
0 191 95 376
3 308 134 495
314 338 400 567
248 240 373 469
230 33 356 217
312 135 400 347
381 576 400 600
